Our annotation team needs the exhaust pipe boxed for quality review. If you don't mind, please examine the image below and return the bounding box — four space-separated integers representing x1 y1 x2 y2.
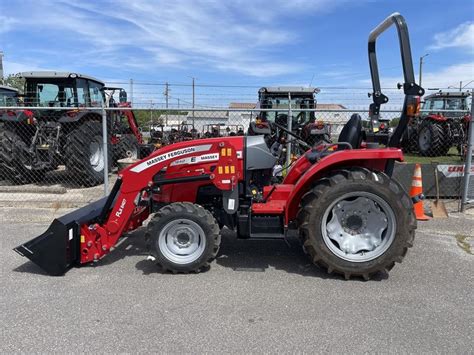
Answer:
14 197 108 276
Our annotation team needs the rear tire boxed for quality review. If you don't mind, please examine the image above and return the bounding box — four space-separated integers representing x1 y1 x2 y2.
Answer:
417 121 450 156
64 120 111 187
145 202 221 273
0 127 46 183
297 168 416 280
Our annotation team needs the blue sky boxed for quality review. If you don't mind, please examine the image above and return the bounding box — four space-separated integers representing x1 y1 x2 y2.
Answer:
1 0 473 107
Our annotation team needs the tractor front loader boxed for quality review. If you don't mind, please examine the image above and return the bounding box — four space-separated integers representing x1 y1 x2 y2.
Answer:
15 13 422 280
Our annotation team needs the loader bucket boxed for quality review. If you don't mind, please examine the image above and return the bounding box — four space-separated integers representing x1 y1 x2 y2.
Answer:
14 197 108 276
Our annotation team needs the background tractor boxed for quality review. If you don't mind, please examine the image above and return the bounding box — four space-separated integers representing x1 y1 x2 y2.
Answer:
168 123 199 143
0 85 19 179
0 72 149 185
248 86 330 171
15 13 420 281
415 91 471 156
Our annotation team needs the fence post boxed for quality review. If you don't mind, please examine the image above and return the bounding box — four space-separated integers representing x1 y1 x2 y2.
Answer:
101 106 109 196
461 96 474 212
286 92 293 169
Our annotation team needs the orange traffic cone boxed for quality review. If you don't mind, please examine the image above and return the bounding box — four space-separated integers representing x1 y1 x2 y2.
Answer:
410 164 430 221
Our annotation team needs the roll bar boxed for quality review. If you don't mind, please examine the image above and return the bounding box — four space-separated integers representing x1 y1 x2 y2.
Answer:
369 12 416 96
367 12 425 147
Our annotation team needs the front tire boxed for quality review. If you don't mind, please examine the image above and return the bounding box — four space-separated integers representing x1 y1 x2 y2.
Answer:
297 168 416 280
64 120 111 187
417 121 450 156
145 202 221 273
113 134 140 162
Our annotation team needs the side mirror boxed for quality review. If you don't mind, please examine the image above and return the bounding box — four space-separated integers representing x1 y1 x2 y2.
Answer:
119 89 127 103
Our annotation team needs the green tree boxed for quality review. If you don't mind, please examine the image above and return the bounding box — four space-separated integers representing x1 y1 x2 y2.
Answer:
3 74 25 93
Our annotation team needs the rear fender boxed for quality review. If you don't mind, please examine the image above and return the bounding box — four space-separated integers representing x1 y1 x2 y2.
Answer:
424 114 447 122
284 148 403 224
58 111 101 123
0 109 33 122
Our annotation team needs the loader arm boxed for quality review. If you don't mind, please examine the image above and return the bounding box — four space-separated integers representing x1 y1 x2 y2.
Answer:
119 104 144 144
14 137 244 275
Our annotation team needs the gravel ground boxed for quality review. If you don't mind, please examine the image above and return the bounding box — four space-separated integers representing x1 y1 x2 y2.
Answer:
1 208 473 353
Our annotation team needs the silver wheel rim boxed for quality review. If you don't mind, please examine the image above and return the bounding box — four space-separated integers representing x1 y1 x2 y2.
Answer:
126 146 138 159
321 191 396 263
89 137 104 172
418 127 431 151
158 219 206 264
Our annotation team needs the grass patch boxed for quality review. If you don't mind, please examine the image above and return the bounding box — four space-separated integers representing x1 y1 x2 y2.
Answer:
404 147 463 165
455 235 473 255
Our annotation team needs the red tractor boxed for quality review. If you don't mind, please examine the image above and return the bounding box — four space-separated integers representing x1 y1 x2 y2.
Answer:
416 91 471 156
0 73 149 185
15 13 421 280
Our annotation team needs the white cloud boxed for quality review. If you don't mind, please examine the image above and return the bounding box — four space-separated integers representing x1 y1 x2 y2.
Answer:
0 15 17 34
2 60 53 75
429 22 474 51
1 0 341 77
359 62 474 89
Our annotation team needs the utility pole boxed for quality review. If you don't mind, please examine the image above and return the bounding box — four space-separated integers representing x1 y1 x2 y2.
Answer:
191 77 196 126
419 53 429 86
192 77 195 109
129 78 134 107
460 81 462 92
0 51 4 84
164 82 169 125
177 98 180 109
164 82 169 109
150 99 153 130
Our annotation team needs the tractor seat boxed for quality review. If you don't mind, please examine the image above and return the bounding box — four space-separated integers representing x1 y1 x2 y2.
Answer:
337 113 362 149
306 114 362 163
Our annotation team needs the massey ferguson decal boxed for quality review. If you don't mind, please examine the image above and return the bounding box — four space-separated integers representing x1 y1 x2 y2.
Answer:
170 153 219 166
130 144 212 173
437 164 474 178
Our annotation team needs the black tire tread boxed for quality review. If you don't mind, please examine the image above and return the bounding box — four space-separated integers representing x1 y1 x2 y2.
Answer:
297 167 416 280
0 127 45 184
418 121 450 157
145 202 221 273
64 120 110 187
113 134 140 162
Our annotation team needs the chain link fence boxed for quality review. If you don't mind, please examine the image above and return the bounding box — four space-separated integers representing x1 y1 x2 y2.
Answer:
0 103 471 211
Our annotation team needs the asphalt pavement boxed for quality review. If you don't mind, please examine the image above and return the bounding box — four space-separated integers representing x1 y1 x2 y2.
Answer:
1 207 473 353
